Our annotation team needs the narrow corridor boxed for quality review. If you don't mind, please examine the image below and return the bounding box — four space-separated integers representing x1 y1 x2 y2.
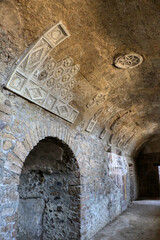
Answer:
91 200 160 240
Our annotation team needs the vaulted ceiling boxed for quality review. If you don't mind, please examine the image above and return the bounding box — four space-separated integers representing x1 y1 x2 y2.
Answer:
1 0 160 156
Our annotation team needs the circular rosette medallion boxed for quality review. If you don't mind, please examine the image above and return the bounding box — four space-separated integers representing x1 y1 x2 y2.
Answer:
114 53 143 69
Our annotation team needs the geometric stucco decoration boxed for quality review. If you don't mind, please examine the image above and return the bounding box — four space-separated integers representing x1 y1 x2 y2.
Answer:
114 53 143 69
86 93 107 108
86 107 105 132
6 21 80 123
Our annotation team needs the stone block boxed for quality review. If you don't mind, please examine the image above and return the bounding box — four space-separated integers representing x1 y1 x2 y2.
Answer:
10 164 22 175
25 133 34 149
32 122 40 143
4 160 21 175
14 141 28 162
17 198 45 240
7 188 19 202
8 153 23 168
0 120 7 130
22 139 31 152
0 112 10 123
43 122 48 137
38 121 45 139
3 175 19 185
1 187 18 204
0 103 12 115
3 133 16 140
2 207 15 217
6 213 17 223
3 140 12 150
29 129 38 147
35 121 43 141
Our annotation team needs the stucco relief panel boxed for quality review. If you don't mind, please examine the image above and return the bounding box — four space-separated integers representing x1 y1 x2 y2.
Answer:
86 107 105 132
6 22 79 123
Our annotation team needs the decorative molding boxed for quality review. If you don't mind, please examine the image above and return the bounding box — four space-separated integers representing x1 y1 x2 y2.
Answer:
116 147 122 155
104 144 111 152
99 128 107 139
86 107 104 132
86 93 106 108
99 127 113 141
114 53 143 69
6 22 80 123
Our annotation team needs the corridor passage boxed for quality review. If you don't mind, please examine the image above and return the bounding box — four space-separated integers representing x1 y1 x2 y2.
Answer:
91 200 160 240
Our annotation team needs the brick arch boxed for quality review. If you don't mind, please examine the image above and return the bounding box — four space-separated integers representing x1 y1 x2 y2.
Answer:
8 120 80 177
17 135 81 239
2 120 82 239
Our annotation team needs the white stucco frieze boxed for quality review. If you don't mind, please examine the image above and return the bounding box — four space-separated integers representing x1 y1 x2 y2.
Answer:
6 22 80 123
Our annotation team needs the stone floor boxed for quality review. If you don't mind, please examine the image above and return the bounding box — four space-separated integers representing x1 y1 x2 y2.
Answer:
91 199 160 240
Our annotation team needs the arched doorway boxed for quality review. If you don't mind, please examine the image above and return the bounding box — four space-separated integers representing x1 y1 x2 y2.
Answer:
136 137 160 198
17 137 81 240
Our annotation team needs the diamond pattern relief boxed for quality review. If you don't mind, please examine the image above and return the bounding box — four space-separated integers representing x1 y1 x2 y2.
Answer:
57 105 69 118
86 108 105 132
45 95 57 110
24 81 47 105
6 22 79 123
8 72 27 92
28 88 43 100
19 39 52 75
70 110 79 123
26 48 44 70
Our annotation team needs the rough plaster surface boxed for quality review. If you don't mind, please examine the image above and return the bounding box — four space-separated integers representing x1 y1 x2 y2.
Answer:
1 0 160 151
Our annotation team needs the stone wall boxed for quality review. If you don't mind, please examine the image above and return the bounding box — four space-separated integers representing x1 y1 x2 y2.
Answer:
0 2 136 239
18 138 80 240
0 96 130 240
